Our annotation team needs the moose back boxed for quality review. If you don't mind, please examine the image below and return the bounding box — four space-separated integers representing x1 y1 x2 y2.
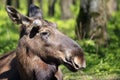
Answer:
0 5 86 80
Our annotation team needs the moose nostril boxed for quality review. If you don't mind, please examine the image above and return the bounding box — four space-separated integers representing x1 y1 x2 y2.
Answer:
74 62 80 69
73 57 81 69
73 56 86 69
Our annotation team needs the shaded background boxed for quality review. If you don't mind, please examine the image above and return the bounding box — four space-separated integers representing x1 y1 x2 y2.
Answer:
0 0 120 79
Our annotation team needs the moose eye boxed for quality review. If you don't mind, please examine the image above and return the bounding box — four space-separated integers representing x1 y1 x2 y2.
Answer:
41 31 49 36
40 31 50 40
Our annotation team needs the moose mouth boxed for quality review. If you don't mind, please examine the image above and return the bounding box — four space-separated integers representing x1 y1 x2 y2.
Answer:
63 59 81 72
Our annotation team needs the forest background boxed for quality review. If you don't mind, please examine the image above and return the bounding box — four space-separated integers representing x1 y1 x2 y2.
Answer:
0 0 120 80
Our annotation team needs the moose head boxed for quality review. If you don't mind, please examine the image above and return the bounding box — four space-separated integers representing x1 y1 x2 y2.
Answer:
6 5 86 72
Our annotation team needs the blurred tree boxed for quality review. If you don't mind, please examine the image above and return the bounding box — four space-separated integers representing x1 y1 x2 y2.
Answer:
106 0 118 18
38 0 42 10
60 0 72 19
6 0 20 8
6 0 12 6
72 0 76 5
48 0 57 16
13 0 20 8
27 0 34 16
75 0 109 46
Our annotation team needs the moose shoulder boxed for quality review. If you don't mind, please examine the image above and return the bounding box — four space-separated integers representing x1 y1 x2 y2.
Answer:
0 5 86 80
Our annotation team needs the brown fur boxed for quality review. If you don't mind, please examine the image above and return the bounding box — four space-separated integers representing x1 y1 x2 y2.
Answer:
0 51 62 80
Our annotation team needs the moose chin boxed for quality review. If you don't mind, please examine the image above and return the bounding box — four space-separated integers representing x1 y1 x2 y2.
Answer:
0 5 86 80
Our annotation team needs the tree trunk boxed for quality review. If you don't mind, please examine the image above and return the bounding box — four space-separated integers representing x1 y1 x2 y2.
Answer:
60 0 72 19
75 0 90 39
75 0 108 45
48 0 57 16
38 0 42 10
27 0 34 16
106 0 118 18
16 0 20 8
6 0 12 5
6 0 20 8
72 0 76 5
13 0 20 8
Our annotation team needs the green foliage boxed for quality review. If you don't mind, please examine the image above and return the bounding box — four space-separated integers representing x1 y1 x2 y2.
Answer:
0 8 18 54
0 0 120 79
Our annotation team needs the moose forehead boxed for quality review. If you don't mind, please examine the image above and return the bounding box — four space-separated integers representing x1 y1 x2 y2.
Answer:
31 18 53 28
32 19 42 26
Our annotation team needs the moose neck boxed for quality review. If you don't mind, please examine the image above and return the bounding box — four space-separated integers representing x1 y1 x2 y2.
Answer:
16 37 58 80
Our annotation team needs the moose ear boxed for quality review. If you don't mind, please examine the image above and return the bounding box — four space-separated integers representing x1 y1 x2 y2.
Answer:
6 6 31 26
49 22 57 28
29 4 43 18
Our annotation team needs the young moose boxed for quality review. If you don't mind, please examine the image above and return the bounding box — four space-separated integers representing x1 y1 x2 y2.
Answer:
0 5 86 80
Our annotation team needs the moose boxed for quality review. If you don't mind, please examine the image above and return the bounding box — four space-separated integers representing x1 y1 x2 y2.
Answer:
0 5 86 80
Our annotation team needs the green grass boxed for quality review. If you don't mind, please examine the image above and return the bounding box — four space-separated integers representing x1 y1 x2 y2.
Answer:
0 0 120 80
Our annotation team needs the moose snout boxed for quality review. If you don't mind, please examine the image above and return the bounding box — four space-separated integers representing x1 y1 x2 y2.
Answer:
70 47 86 70
73 56 86 69
64 55 86 72
64 47 86 71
